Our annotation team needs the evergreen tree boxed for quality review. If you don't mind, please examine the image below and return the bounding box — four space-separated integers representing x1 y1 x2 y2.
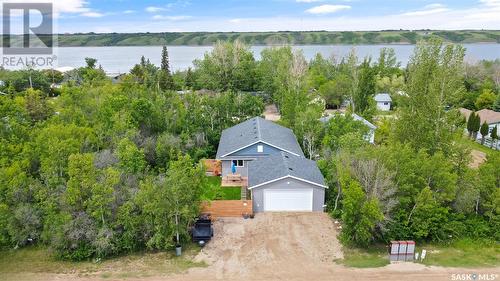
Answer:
490 126 498 149
480 122 489 144
159 46 174 90
466 112 475 138
472 114 481 139
185 67 194 89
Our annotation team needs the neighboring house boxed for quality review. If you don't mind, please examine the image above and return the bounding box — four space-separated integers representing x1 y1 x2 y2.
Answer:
216 117 326 212
248 152 327 212
460 108 500 139
374 93 392 111
319 113 377 144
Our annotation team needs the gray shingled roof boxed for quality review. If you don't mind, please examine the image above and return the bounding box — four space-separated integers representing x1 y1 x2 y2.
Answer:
247 152 326 188
374 93 392 102
216 117 304 158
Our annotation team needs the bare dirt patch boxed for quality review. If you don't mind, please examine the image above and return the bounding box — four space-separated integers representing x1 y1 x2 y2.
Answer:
470 149 487 168
263 104 280 121
192 212 343 279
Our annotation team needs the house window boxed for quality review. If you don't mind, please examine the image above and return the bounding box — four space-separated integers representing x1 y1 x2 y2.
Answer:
257 145 264 153
384 102 389 105
232 160 244 167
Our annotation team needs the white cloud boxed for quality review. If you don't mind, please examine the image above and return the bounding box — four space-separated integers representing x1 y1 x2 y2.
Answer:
80 12 105 18
305 4 351 14
479 0 500 7
54 0 500 33
152 15 192 21
123 10 136 14
0 0 109 19
145 6 168 13
296 0 324 3
402 3 450 16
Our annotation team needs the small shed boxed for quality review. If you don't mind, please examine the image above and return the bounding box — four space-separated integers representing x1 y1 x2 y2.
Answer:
374 93 392 111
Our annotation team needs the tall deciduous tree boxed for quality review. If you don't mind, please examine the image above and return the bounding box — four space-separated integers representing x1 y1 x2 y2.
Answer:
395 38 465 155
354 58 376 120
194 40 256 91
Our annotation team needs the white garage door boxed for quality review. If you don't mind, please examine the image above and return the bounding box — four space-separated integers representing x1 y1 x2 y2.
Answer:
263 189 313 211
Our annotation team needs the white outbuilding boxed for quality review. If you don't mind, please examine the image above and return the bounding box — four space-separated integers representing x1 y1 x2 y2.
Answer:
374 93 392 111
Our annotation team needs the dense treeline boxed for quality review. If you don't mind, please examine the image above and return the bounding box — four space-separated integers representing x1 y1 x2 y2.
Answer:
9 30 500 47
0 37 499 260
0 54 263 259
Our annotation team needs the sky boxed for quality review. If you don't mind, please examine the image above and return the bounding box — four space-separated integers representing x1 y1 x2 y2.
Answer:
1 0 500 33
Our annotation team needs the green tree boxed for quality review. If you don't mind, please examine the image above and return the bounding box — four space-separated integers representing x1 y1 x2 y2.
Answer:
376 48 401 77
466 112 476 138
159 46 174 90
136 155 204 250
85 57 97 69
354 58 376 119
185 67 195 89
475 89 496 110
340 177 383 246
87 168 118 225
480 122 489 144
394 38 465 155
408 187 449 241
294 106 323 159
117 138 146 174
490 126 498 149
65 153 97 211
472 113 481 139
194 40 256 91
318 74 349 109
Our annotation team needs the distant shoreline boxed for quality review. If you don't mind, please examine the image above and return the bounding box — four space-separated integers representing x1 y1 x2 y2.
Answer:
11 30 500 47
51 42 500 48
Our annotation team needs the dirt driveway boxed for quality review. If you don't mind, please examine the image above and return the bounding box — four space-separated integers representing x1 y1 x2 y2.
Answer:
165 213 499 281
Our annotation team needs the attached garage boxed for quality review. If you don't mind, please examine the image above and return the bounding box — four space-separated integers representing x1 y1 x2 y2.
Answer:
248 152 327 213
263 189 313 211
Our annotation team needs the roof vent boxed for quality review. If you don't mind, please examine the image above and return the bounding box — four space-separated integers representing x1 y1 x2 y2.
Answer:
284 155 289 158
288 167 293 171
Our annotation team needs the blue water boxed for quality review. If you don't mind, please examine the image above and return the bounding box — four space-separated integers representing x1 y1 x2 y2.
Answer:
32 43 500 73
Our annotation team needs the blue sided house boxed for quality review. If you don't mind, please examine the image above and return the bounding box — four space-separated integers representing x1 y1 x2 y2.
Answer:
215 117 327 212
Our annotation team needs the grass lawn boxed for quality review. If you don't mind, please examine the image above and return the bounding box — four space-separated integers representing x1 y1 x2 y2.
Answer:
336 244 390 268
204 176 241 200
419 239 500 268
336 239 500 269
460 137 499 158
0 244 206 280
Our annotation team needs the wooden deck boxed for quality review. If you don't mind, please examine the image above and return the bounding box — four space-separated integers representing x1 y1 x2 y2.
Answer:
201 200 253 218
221 175 248 187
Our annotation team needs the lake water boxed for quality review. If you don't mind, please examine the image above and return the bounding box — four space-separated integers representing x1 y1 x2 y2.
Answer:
26 44 500 74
